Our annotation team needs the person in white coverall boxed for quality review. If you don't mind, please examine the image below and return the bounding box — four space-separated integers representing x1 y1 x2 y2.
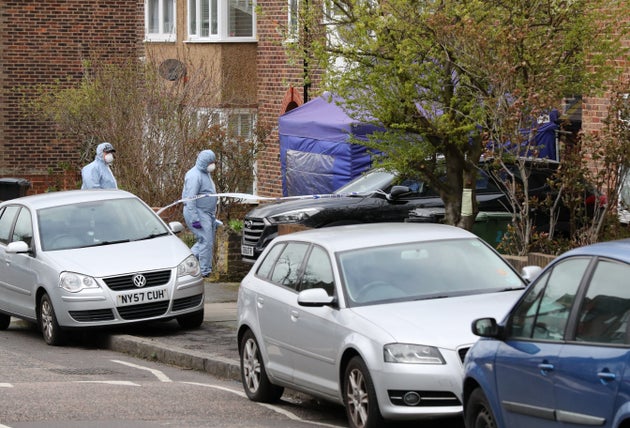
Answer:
81 142 118 189
182 150 221 278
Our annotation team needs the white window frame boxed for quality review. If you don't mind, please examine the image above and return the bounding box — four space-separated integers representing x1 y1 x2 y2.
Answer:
145 0 177 42
287 0 299 42
619 93 629 126
187 0 257 42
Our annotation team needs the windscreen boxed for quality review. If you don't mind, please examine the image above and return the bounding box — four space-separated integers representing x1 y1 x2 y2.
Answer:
338 238 524 306
38 197 170 251
334 170 395 194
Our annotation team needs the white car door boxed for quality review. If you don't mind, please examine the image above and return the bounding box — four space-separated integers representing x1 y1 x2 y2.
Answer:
255 241 309 383
1 206 38 319
288 245 346 399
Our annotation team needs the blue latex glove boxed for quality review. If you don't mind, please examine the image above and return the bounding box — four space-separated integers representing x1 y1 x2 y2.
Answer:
192 221 202 229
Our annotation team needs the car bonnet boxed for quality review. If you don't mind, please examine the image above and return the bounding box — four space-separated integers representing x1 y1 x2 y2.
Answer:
350 290 523 349
39 235 193 277
246 194 369 218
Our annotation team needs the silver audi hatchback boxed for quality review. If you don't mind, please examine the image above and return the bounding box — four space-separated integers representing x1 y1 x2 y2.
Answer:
0 189 205 345
237 223 537 428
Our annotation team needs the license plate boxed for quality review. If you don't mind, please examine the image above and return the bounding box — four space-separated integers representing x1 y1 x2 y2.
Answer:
241 245 254 257
117 289 169 306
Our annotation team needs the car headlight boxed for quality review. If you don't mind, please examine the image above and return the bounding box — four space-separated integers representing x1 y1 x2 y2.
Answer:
59 272 100 293
384 343 445 364
268 208 321 224
178 254 201 277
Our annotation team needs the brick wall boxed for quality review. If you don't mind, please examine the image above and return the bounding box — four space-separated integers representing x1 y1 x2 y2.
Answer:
255 0 323 197
0 0 144 194
581 16 630 166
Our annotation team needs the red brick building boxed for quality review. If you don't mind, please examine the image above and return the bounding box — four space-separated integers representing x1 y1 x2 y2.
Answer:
0 1 627 199
0 1 144 193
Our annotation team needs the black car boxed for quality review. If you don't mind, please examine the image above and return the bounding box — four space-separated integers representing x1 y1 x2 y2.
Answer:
241 159 577 262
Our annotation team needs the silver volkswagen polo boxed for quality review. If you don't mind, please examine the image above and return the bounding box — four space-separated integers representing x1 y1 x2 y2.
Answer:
237 223 537 428
0 189 204 345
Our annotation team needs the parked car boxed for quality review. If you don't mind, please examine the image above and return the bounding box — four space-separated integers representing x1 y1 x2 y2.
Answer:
237 222 538 428
241 158 595 263
463 238 630 428
0 189 205 345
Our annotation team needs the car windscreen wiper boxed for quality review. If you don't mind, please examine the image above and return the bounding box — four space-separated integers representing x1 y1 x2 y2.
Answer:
134 232 170 241
91 239 131 246
500 286 526 292
415 294 450 301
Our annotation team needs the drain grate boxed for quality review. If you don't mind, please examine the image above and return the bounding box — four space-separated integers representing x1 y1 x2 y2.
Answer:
50 368 120 376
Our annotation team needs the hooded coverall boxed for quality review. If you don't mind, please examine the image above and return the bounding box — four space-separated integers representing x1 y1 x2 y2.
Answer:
182 150 218 277
81 142 118 189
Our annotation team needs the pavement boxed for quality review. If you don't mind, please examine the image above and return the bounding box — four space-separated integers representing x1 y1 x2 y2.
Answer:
103 281 242 382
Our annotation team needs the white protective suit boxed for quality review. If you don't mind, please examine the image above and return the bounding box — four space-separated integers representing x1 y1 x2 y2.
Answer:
182 150 219 277
81 142 117 189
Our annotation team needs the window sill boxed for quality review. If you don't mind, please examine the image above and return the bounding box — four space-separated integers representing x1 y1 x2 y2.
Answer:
144 35 176 43
185 37 257 44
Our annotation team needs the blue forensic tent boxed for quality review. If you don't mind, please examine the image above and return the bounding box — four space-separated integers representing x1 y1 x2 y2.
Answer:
522 110 559 160
488 110 560 161
279 95 382 196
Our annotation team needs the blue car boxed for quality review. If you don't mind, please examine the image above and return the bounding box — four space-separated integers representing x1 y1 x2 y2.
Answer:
463 238 630 428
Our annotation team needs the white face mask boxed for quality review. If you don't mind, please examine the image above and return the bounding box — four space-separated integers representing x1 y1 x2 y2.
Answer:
207 163 216 173
104 153 114 164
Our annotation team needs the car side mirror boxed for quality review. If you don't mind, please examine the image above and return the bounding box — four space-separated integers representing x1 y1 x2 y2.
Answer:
521 265 542 283
388 185 411 200
297 288 335 307
471 317 501 338
169 221 184 234
6 241 30 254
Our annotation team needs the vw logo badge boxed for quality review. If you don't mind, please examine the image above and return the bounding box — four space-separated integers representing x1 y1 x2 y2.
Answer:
133 274 147 288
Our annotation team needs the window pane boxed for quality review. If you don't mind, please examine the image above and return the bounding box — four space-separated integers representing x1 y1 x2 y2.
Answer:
163 0 174 33
301 246 334 295
576 260 630 344
12 208 32 247
189 0 197 36
201 0 210 36
229 0 253 36
257 243 285 280
270 242 308 290
0 206 19 244
509 258 589 340
288 0 298 37
211 0 218 35
148 0 160 33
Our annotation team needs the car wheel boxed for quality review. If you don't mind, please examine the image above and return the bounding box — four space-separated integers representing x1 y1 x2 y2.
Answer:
343 356 384 428
240 329 284 402
465 388 497 428
0 313 10 330
38 293 66 346
176 308 204 329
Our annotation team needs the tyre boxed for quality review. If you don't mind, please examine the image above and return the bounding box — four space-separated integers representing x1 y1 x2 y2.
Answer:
177 308 204 329
240 329 284 402
38 293 66 346
465 388 497 428
0 313 10 330
343 356 384 428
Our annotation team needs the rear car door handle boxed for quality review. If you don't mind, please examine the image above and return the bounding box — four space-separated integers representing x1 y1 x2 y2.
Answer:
538 363 554 375
598 370 616 384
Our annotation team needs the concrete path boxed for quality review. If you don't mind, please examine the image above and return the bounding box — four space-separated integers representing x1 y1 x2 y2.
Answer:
104 282 242 381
